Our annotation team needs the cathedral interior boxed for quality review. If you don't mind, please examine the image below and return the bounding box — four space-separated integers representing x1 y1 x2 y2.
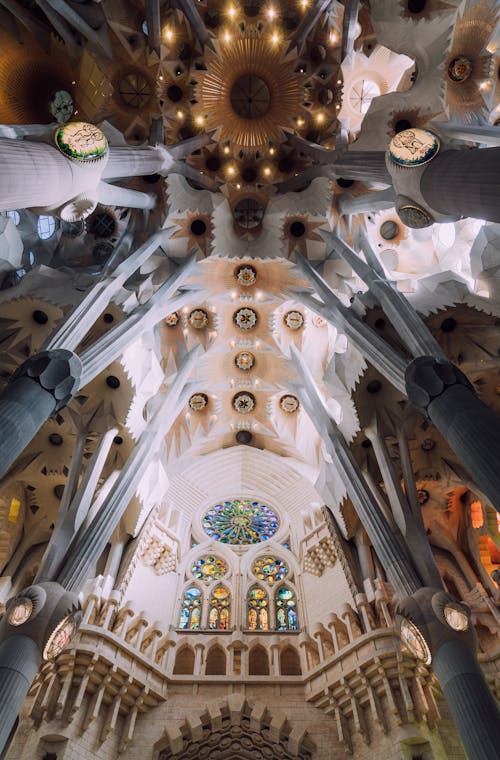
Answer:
0 0 499 757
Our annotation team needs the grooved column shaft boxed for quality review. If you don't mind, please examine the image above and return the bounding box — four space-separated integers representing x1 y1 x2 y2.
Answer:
421 148 500 222
433 640 500 760
0 138 74 210
427 384 500 513
0 635 41 753
0 377 56 479
102 147 170 179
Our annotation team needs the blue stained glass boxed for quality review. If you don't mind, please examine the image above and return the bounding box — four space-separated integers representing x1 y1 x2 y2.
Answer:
202 498 279 545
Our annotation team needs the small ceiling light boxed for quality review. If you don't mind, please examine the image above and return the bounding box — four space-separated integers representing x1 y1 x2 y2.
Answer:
195 115 205 126
263 166 272 176
267 5 276 19
270 30 280 44
329 30 339 44
300 0 308 8
164 27 173 42
223 145 231 154
236 183 241 189
316 112 325 124
227 164 236 176
228 4 236 18
297 117 305 127
176 109 184 119
223 29 232 43
269 146 275 155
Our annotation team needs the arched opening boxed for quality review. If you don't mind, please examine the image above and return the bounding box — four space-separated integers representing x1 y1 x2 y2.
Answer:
248 645 270 675
205 645 226 675
173 646 195 675
280 646 302 675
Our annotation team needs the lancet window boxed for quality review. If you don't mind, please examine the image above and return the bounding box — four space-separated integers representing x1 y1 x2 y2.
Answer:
179 586 203 630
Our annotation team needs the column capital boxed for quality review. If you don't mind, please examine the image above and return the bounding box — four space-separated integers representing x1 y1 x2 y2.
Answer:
13 349 82 410
405 356 473 416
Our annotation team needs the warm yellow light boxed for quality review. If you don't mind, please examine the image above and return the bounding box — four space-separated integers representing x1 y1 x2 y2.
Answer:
236 183 241 189
316 112 325 124
297 117 305 127
195 115 205 126
223 29 232 42
8 497 21 524
300 0 309 8
269 146 276 155
176 109 184 119
263 166 272 176
164 27 173 41
223 145 231 154
227 164 236 176
329 30 339 44
228 4 236 18
270 30 280 45
267 5 276 19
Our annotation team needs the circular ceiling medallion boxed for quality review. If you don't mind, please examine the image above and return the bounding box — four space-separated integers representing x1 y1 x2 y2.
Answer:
417 488 430 505
397 203 433 229
234 307 258 330
448 57 472 83
235 351 255 371
8 597 33 626
189 308 209 329
119 71 152 109
235 264 257 286
230 74 271 119
420 438 435 451
54 122 108 162
280 394 300 413
380 220 399 240
189 393 209 411
399 618 432 664
444 603 469 631
165 312 179 327
284 310 304 330
233 391 256 414
202 498 279 544
389 128 440 167
43 610 81 661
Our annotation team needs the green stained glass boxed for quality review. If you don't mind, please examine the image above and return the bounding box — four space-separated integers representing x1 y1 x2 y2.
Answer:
202 499 279 545
179 586 203 630
276 585 298 631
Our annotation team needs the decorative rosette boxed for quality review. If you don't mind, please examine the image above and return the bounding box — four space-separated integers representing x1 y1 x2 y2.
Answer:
284 310 304 330
235 264 257 287
235 351 255 371
189 309 209 329
233 391 256 414
234 307 258 330
189 393 209 411
280 394 300 413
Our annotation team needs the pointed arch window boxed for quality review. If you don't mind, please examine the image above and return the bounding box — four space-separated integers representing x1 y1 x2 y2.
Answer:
247 585 270 631
208 585 231 630
275 585 298 631
179 586 203 630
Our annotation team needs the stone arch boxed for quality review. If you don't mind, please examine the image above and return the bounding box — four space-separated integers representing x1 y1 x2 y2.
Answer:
280 645 302 676
173 645 195 675
154 694 315 758
205 643 226 675
248 644 270 675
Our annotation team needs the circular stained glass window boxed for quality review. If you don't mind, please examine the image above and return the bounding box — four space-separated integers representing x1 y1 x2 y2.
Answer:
192 555 228 582
202 498 279 544
252 556 289 584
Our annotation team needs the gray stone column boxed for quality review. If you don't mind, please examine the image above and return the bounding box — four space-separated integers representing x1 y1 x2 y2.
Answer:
420 147 500 223
0 350 82 479
0 582 81 755
396 588 500 760
405 357 500 514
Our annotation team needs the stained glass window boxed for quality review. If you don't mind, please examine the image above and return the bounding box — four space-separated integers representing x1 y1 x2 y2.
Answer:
202 498 279 544
252 556 289 584
247 585 269 631
179 586 202 630
275 586 298 631
192 555 227 583
208 585 231 630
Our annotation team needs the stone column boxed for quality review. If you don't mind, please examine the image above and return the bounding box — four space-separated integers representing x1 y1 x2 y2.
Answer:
420 147 500 223
405 357 500 514
0 350 82 479
0 582 81 755
396 588 500 760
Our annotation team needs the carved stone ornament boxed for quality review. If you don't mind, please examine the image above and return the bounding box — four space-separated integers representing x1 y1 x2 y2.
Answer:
284 310 304 330
280 394 300 413
54 122 108 162
165 312 179 327
235 351 255 370
234 307 258 330
235 264 257 287
188 308 209 329
233 391 256 414
189 393 209 411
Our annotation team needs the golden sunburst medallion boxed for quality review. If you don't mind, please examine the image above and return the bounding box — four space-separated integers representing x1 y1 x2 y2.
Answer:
195 35 304 151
